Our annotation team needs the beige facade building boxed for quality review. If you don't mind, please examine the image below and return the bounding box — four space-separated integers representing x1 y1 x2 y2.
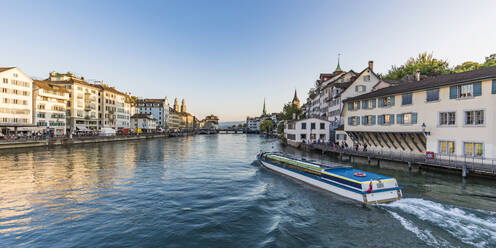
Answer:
342 66 496 159
32 80 70 135
94 83 131 130
0 67 33 127
49 72 100 132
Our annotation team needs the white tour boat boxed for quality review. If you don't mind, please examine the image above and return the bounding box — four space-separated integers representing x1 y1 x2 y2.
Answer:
257 152 402 204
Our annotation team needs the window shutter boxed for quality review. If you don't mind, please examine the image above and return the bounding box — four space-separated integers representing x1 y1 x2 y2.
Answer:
362 116 366 125
362 101 366 109
473 82 482 96
356 116 360 125
378 115 384 125
348 117 352 125
412 113 418 124
450 86 457 99
371 115 376 125
492 80 496 94
378 98 384 107
356 102 360 110
390 114 395 124
390 96 395 106
396 114 403 124
371 99 376 108
348 102 353 110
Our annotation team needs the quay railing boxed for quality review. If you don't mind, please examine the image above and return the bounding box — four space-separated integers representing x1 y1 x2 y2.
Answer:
309 143 496 176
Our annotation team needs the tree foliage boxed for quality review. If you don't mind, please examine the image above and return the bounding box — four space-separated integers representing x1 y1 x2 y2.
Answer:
384 52 451 80
259 119 275 134
278 102 302 121
454 55 496 72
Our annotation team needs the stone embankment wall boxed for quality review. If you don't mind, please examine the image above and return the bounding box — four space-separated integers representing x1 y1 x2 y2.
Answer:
0 133 191 150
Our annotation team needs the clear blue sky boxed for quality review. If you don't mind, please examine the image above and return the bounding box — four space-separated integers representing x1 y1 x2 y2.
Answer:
1 0 495 121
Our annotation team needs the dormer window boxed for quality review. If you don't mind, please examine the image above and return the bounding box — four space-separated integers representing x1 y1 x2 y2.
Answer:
364 75 370 82
355 85 366 92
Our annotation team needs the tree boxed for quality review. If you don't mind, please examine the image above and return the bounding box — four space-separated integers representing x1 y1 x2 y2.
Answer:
279 102 302 121
454 54 496 73
384 52 452 80
259 119 275 134
277 122 284 134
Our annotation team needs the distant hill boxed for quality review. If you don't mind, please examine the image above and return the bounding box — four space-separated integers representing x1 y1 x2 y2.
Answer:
218 121 244 128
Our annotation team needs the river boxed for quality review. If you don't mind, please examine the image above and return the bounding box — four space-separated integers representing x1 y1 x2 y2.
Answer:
0 135 494 247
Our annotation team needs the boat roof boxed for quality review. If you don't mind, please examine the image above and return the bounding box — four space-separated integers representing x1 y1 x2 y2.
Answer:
267 153 348 169
324 167 393 182
267 154 322 170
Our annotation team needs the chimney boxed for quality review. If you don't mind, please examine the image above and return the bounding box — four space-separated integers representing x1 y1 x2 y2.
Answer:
368 60 374 71
415 69 420 81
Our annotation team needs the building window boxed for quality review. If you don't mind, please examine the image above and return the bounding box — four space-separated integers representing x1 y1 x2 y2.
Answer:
464 110 484 125
378 96 395 107
464 142 483 157
355 85 366 92
363 75 371 82
348 116 360 126
353 101 360 110
286 134 296 140
378 114 394 125
362 115 375 125
300 134 306 140
439 141 455 155
450 82 482 99
319 134 326 140
320 123 325 129
310 123 316 129
301 123 306 129
401 94 412 105
426 89 440 102
336 134 347 141
439 112 456 126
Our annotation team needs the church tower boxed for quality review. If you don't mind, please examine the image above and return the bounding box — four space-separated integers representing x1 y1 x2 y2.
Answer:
174 98 179 112
292 89 300 109
181 99 186 113
262 98 267 116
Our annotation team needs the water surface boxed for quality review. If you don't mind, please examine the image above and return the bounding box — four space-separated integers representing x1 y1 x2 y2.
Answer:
0 135 494 247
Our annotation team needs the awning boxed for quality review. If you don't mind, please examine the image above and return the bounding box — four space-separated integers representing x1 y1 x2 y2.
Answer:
76 126 91 131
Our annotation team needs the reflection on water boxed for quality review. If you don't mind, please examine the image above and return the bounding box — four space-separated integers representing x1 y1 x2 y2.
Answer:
0 135 494 248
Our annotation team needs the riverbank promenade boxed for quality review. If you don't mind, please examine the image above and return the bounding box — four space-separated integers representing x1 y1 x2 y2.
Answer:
0 131 195 150
304 143 496 178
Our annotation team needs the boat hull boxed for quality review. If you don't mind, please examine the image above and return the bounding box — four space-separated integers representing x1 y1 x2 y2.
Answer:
259 159 401 204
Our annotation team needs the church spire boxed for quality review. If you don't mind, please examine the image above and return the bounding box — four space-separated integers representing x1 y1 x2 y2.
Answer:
292 89 300 109
262 98 267 115
335 53 342 72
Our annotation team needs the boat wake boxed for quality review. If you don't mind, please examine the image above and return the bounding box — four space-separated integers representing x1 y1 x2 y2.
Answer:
382 198 496 248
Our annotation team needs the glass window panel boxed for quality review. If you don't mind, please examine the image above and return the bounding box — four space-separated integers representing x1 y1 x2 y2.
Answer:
440 141 447 153
448 141 455 154
465 142 473 156
475 143 483 157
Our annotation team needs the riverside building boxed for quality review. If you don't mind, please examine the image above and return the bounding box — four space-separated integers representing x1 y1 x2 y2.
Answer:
284 118 331 147
94 82 131 131
32 80 70 135
131 114 157 132
0 67 33 128
136 97 170 128
49 73 100 132
342 66 496 159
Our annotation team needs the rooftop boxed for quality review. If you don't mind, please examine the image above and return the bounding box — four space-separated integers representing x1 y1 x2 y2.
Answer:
344 66 496 102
